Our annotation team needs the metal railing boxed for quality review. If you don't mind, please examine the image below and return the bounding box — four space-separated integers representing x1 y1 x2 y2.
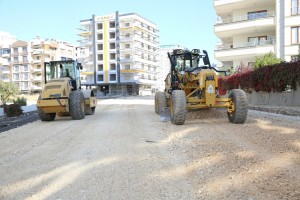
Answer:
291 7 300 15
216 39 276 50
216 11 275 25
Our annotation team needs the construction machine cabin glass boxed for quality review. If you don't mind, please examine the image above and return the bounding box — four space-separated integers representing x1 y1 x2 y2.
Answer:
44 60 82 90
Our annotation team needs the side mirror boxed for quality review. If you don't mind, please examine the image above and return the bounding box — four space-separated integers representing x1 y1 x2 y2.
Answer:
77 63 83 70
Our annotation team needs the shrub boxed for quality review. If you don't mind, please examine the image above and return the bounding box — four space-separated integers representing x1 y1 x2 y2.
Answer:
218 61 300 93
0 81 19 105
3 104 23 117
13 96 27 106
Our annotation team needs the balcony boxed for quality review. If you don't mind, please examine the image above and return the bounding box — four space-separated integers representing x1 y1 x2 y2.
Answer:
2 70 10 74
2 53 10 58
31 68 42 73
215 39 276 61
2 60 9 65
31 86 42 90
33 60 42 64
118 36 134 43
31 76 42 82
215 11 275 38
215 0 272 14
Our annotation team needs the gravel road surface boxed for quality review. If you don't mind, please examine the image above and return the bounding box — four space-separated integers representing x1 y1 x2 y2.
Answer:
0 96 299 200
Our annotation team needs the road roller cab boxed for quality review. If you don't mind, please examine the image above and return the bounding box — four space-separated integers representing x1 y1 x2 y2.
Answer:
37 60 97 121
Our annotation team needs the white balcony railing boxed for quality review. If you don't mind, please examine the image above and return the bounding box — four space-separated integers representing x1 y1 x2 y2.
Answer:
216 11 275 25
216 39 276 50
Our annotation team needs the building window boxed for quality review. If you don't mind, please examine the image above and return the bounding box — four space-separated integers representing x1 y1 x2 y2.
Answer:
247 10 267 20
98 54 103 61
291 27 300 44
23 65 29 71
248 36 267 46
110 63 116 70
14 65 19 72
97 33 103 40
125 23 130 27
98 64 103 71
125 33 130 38
98 75 103 81
13 48 18 53
125 54 130 59
97 44 103 50
109 21 115 28
110 53 116 60
23 73 29 81
125 44 130 49
110 43 116 49
22 47 27 52
110 74 116 81
109 32 115 39
13 73 19 80
23 56 28 62
291 0 300 15
97 23 103 30
125 64 130 70
13 57 18 62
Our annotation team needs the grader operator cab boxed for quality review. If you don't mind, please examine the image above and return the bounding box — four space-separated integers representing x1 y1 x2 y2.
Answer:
155 49 248 125
37 60 97 121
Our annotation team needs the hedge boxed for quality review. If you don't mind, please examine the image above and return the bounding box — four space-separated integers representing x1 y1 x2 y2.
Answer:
218 61 300 93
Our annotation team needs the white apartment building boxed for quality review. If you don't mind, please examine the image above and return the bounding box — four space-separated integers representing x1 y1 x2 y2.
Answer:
79 12 159 96
157 45 186 91
0 35 78 94
214 0 300 71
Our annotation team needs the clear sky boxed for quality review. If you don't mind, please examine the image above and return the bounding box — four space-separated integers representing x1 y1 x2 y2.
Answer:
0 0 220 63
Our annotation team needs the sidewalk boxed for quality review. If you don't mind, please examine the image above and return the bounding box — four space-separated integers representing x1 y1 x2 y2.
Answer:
248 104 300 116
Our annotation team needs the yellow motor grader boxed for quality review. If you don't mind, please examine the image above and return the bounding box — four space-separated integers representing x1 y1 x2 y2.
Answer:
37 60 97 121
155 49 248 125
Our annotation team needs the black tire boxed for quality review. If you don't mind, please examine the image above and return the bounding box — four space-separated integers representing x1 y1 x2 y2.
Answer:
227 89 248 124
38 108 56 121
155 91 167 115
69 91 85 120
85 105 96 115
170 90 187 125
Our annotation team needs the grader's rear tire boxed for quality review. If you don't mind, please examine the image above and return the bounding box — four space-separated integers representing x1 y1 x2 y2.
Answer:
171 90 187 125
155 91 167 115
69 91 85 120
227 89 248 124
38 109 56 121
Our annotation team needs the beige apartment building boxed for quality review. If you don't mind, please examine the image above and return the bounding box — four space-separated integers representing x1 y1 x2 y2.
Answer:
214 0 300 71
0 34 77 94
79 12 159 96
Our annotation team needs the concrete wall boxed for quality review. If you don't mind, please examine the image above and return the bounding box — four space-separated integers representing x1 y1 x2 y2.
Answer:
247 86 300 106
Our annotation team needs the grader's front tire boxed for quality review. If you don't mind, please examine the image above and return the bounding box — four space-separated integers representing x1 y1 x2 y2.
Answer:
38 109 56 121
227 89 248 124
155 91 167 115
171 90 187 125
69 91 85 120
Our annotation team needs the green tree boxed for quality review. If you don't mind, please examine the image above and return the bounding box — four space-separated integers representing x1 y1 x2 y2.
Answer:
0 81 19 105
254 52 281 69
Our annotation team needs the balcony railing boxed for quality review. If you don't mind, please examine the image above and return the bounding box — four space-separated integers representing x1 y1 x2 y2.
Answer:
216 39 276 50
216 11 275 25
291 7 300 15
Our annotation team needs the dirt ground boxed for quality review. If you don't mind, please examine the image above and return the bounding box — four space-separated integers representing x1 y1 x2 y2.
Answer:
0 96 299 199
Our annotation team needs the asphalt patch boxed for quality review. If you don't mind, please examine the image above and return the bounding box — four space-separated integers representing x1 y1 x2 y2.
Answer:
0 111 40 133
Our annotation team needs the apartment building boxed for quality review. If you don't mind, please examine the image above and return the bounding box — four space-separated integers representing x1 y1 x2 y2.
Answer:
214 0 300 71
79 12 159 96
0 35 77 94
0 32 16 83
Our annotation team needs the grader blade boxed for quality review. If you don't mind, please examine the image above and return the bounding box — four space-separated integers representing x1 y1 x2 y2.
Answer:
160 107 171 122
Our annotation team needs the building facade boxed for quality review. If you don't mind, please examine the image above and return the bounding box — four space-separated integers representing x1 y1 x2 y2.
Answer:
79 12 159 96
0 35 77 94
214 0 300 71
